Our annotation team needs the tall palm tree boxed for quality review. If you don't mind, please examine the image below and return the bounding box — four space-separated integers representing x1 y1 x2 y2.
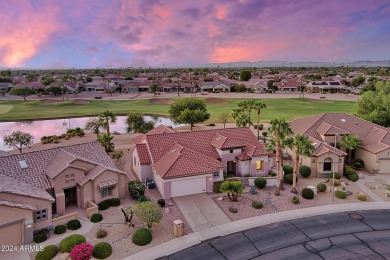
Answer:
268 118 292 196
291 134 315 194
84 117 103 137
254 101 266 139
246 100 255 127
98 110 117 134
340 135 361 164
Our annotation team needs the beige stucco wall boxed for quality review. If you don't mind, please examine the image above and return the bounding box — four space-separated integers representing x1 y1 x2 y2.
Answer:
354 148 377 173
52 167 85 194
0 193 52 231
93 170 119 204
0 205 33 224
118 174 129 198
80 182 93 208
315 153 344 177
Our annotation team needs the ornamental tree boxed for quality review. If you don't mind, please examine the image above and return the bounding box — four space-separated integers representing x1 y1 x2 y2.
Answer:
9 86 36 101
3 130 34 153
132 201 163 228
168 98 210 129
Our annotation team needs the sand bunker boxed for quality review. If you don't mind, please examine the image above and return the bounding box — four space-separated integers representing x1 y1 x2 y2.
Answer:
204 98 229 104
149 98 175 105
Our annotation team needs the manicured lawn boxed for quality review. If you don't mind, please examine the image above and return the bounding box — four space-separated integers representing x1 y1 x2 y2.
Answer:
0 98 356 122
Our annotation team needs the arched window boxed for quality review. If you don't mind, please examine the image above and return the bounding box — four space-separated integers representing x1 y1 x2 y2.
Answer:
323 157 332 171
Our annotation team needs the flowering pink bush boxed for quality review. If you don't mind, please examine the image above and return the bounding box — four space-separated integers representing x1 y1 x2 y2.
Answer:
70 243 93 260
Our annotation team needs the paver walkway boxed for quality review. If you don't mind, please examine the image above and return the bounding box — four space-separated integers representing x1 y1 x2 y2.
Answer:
173 193 230 232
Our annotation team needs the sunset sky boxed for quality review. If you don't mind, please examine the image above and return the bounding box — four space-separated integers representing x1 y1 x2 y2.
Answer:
1 0 390 68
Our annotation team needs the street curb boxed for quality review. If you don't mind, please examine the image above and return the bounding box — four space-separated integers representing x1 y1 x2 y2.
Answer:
125 202 390 260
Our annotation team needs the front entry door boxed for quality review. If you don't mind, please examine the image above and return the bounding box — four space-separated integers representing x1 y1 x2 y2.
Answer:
64 187 77 206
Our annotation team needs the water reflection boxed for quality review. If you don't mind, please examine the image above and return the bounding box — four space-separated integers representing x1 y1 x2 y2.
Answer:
0 116 181 151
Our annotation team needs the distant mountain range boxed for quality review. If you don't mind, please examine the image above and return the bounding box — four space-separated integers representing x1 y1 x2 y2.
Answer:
171 60 390 68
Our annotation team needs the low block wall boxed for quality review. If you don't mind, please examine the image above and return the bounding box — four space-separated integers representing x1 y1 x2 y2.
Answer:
52 212 77 227
86 200 99 218
249 177 277 187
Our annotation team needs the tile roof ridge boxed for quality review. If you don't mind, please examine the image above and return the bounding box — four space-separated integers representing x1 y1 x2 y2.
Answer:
291 113 326 136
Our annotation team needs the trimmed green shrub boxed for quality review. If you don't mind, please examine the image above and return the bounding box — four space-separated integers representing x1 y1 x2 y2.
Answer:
352 161 364 170
354 158 365 167
67 219 81 230
54 225 66 235
269 171 277 177
109 198 120 207
348 174 359 182
317 183 327 192
34 229 49 243
96 229 107 239
292 196 299 204
254 178 267 189
344 165 356 177
335 190 347 199
98 200 110 210
228 207 238 213
35 245 58 260
357 193 367 201
157 199 165 207
252 201 263 209
301 188 314 200
92 242 112 259
137 195 150 203
132 228 153 246
333 172 341 179
283 165 293 175
299 165 311 178
91 213 103 223
128 181 145 200
284 174 298 185
59 234 86 253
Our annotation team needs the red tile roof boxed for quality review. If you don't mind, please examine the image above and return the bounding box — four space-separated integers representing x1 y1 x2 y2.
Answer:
236 152 252 161
135 143 151 165
152 144 225 178
210 133 245 149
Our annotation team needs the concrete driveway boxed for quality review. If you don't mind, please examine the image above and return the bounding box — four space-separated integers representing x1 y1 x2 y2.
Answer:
174 193 230 232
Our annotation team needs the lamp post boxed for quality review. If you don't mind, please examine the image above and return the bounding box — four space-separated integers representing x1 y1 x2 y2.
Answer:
332 134 338 202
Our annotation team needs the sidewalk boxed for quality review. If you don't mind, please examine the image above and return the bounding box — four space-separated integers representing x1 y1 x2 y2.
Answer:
125 202 390 260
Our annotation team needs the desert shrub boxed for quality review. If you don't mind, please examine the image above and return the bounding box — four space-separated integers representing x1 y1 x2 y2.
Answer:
91 213 103 223
67 219 81 230
354 158 365 167
98 200 110 210
317 183 327 192
329 178 341 186
108 198 120 207
299 165 311 178
348 174 359 182
35 245 58 260
157 199 165 207
357 193 367 201
137 195 150 203
92 242 112 259
344 165 356 177
70 243 93 260
96 229 107 239
284 174 298 185
59 234 86 253
301 188 314 200
213 181 223 193
252 201 263 209
283 165 293 175
333 172 341 179
228 207 238 213
335 190 347 199
352 161 364 170
132 228 152 246
54 225 66 235
269 171 277 177
34 229 49 243
292 196 299 204
128 181 145 200
254 178 267 189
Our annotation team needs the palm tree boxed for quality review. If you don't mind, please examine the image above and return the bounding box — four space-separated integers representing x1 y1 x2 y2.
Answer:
268 118 292 196
246 100 255 127
84 117 102 137
220 181 244 202
340 135 361 164
98 110 117 134
97 133 115 153
231 108 243 127
254 101 266 139
291 134 315 194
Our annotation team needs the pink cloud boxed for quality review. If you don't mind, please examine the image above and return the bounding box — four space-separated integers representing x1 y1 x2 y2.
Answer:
0 1 60 67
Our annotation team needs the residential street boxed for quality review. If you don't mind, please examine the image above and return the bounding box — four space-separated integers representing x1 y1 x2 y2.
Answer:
161 209 390 260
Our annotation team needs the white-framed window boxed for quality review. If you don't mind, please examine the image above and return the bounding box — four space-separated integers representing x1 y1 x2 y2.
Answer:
34 209 48 222
101 187 112 197
213 172 219 177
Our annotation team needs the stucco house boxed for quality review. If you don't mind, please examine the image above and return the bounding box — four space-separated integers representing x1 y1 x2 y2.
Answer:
132 125 273 199
0 141 128 245
290 113 390 177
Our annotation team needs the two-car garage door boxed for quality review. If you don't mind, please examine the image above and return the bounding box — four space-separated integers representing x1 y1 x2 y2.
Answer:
378 159 390 174
171 177 206 197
